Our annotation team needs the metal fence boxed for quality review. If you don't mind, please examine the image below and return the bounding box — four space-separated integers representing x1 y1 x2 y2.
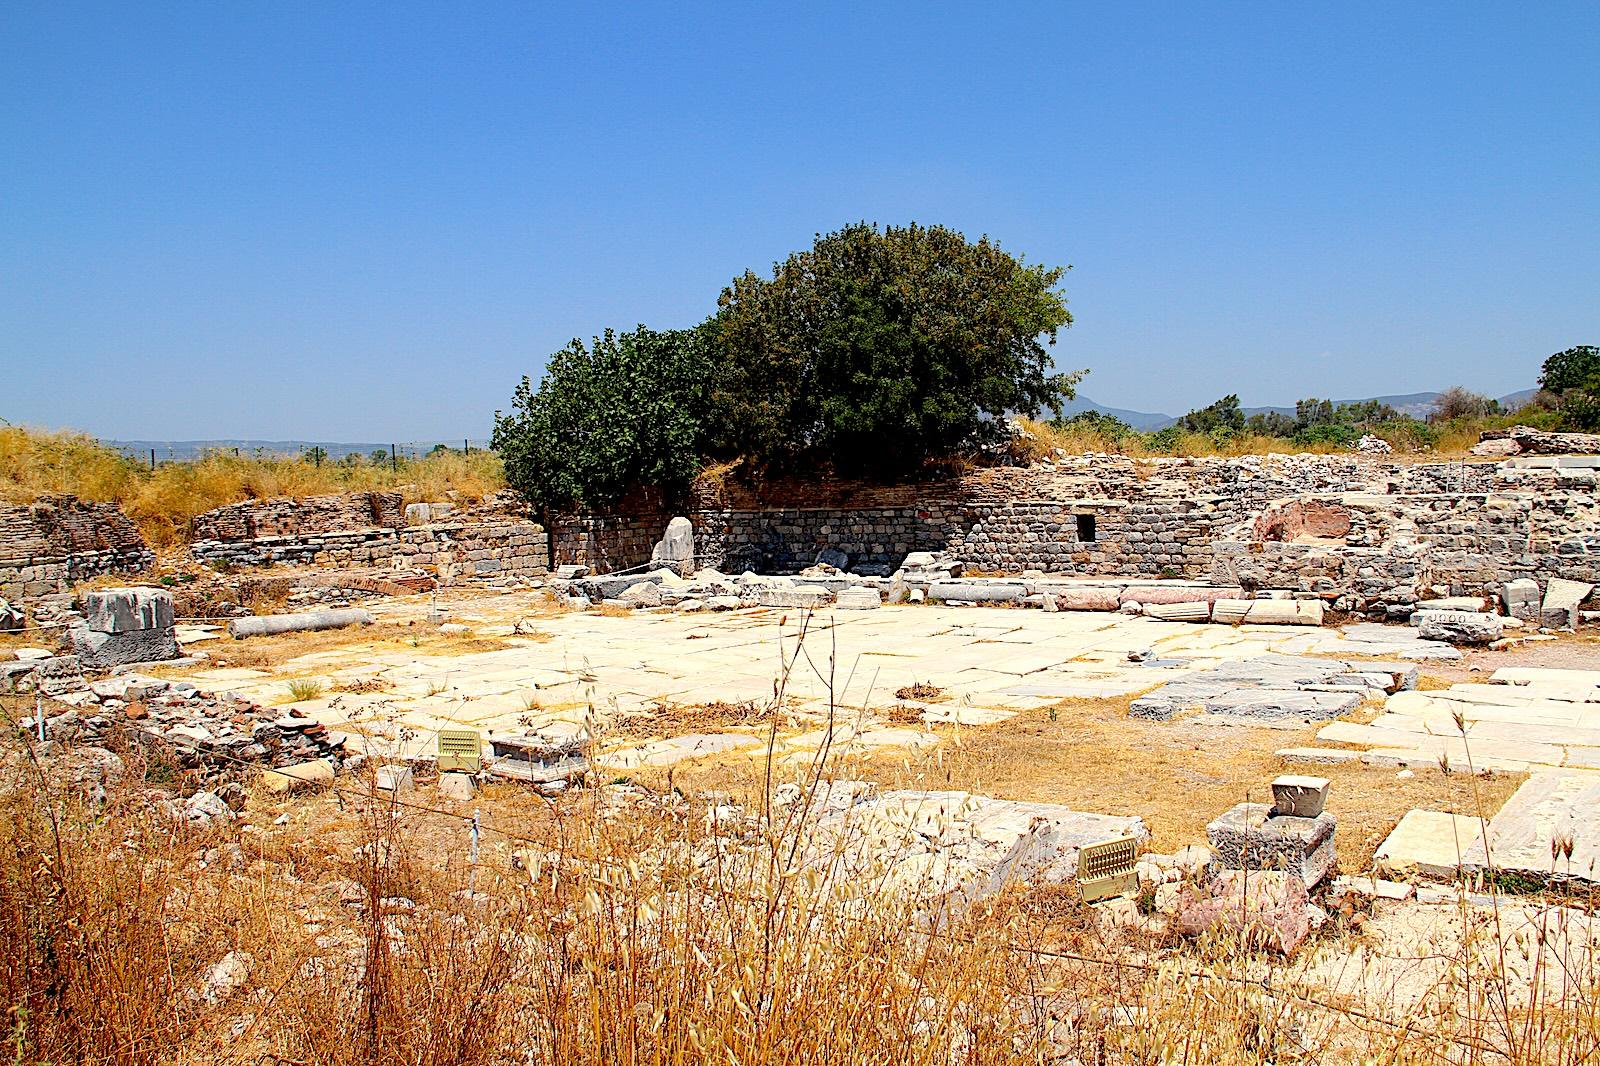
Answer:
100 439 496 469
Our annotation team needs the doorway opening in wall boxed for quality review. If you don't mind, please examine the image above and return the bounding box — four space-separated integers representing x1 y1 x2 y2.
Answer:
1076 514 1097 543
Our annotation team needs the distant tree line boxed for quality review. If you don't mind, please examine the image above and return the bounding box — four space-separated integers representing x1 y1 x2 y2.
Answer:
492 223 1081 511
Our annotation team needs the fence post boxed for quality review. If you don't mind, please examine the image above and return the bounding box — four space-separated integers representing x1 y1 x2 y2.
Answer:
390 444 397 472
149 449 155 471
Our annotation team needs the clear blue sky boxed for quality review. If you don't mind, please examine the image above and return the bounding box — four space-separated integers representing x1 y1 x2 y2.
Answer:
4 2 1597 441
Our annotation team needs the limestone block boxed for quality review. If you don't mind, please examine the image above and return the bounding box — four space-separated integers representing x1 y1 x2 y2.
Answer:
834 587 882 610
260 759 335 794
84 587 174 634
437 772 476 801
1414 610 1504 645
1373 810 1482 881
928 581 1025 603
1541 578 1593 630
1503 578 1541 621
375 764 414 793
1270 775 1329 818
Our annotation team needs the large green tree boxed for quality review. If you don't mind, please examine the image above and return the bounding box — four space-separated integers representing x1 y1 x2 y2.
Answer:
709 222 1079 476
1538 345 1600 395
491 325 715 512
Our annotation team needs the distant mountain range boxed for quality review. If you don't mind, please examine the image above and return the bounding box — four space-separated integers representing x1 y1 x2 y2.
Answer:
102 387 1540 457
1068 387 1538 429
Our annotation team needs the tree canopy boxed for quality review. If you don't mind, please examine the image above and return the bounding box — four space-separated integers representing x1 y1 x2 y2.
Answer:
491 325 716 511
710 222 1079 476
1176 395 1244 434
1538 345 1600 395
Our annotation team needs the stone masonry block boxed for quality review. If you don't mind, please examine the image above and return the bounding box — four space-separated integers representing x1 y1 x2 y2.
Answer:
84 587 174 634
70 625 180 669
1206 802 1336 888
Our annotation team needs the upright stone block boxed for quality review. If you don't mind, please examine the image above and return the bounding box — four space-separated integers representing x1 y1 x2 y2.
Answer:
1270 775 1329 818
1206 802 1336 888
1502 578 1541 622
84 588 174 634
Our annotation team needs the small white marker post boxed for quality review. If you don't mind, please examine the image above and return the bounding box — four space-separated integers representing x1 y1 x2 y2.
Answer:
469 808 480 893
36 694 45 744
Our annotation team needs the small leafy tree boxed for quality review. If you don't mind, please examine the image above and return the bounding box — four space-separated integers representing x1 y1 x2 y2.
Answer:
1052 409 1133 438
1430 386 1498 421
1246 410 1298 436
710 222 1080 476
492 325 716 512
1177 395 1244 434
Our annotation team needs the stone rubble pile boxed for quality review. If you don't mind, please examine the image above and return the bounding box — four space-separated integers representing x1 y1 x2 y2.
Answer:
21 674 349 784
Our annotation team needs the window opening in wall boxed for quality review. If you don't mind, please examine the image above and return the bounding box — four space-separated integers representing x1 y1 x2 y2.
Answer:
1076 513 1096 543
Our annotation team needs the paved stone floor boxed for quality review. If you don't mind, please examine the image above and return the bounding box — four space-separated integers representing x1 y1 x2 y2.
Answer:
164 592 1449 767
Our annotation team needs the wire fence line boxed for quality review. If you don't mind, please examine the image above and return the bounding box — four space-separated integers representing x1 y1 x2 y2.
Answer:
100 439 497 468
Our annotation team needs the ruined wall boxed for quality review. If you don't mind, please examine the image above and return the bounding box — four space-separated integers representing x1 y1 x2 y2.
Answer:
191 520 549 577
548 487 672 573
190 492 404 541
189 492 547 577
554 455 1593 613
0 495 155 599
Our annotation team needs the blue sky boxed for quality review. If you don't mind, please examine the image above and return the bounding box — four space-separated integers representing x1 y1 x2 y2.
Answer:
3 2 1597 440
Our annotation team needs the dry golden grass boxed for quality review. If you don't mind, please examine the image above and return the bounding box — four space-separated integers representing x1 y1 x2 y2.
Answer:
666 693 1523 869
0 677 1593 1066
1 426 505 547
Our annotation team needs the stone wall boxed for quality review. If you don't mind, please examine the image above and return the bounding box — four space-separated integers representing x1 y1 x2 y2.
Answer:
0 495 155 599
191 520 549 578
554 455 1599 612
548 487 673 574
189 492 548 578
190 492 404 541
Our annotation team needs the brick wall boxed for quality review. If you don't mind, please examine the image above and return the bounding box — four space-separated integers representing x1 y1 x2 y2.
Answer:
0 495 155 599
190 492 404 541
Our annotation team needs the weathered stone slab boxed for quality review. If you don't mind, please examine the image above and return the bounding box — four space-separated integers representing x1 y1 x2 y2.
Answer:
1373 810 1483 881
84 587 173 634
1542 579 1594 630
753 585 831 608
1414 609 1503 645
1276 746 1363 765
1460 771 1600 885
928 581 1026 603
1503 578 1541 621
1120 585 1243 606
